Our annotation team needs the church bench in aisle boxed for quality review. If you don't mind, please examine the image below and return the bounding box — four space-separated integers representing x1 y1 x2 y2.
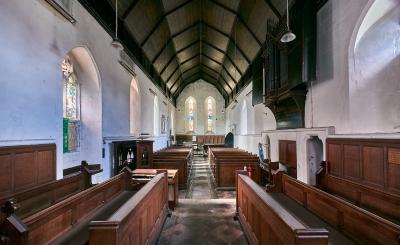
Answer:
89 172 169 245
236 171 329 245
131 169 178 209
0 168 155 244
0 161 96 225
209 147 261 188
153 147 193 189
268 171 400 244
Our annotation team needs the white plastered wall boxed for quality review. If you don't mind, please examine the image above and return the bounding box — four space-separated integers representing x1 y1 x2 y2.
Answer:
175 80 225 134
226 0 400 184
0 0 175 181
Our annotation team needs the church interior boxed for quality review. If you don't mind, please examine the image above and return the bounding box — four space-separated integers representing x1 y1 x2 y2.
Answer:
0 0 399 244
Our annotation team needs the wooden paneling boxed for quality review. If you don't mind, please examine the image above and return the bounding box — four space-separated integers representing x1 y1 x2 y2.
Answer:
327 143 342 176
362 146 384 187
323 138 400 221
0 144 56 197
343 145 360 180
279 140 297 178
0 154 12 194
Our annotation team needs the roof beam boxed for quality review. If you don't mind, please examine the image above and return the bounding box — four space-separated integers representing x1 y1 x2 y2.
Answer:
222 65 238 83
121 0 140 19
140 0 194 48
165 64 180 84
164 0 193 16
170 73 182 91
140 16 166 47
208 0 262 46
181 53 200 66
202 22 251 63
160 52 178 76
201 63 220 77
264 0 282 19
182 64 200 75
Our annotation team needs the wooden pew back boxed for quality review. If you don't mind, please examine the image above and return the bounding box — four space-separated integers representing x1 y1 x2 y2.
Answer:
0 171 91 223
2 172 130 244
282 173 400 245
236 173 328 245
89 173 168 245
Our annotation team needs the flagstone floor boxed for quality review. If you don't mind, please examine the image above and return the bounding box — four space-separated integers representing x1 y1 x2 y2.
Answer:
157 156 248 245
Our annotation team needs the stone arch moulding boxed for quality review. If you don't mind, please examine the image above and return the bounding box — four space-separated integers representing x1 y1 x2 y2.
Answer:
130 77 141 136
62 46 102 181
184 96 197 133
204 96 216 134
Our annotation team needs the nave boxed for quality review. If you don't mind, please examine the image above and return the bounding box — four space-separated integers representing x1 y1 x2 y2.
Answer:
158 156 248 245
1 0 400 244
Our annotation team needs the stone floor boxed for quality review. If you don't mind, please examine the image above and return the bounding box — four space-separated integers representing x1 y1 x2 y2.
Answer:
157 156 248 245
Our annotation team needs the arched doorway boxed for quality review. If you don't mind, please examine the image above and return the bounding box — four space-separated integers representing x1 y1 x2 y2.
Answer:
306 136 323 185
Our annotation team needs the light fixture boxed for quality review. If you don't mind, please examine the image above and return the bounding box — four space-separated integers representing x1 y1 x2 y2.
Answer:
280 0 296 43
111 0 123 49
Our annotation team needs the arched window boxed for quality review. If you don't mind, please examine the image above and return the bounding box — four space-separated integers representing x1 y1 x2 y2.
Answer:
205 96 216 133
130 78 140 135
185 97 196 133
62 56 80 153
153 96 159 136
240 100 248 135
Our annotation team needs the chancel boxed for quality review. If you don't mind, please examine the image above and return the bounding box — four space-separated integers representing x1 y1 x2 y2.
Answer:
0 0 399 244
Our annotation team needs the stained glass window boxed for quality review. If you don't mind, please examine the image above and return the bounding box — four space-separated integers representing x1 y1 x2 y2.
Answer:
65 75 78 119
188 98 194 131
207 98 213 132
62 57 79 153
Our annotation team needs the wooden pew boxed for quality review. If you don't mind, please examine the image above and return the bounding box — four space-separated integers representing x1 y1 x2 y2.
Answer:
0 169 139 244
209 147 261 187
236 171 329 245
318 138 400 222
89 172 168 245
272 172 400 244
0 162 95 224
131 169 178 209
153 147 193 189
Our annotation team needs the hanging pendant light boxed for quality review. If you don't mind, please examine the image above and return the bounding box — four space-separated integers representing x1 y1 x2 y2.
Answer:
111 0 123 49
280 0 296 43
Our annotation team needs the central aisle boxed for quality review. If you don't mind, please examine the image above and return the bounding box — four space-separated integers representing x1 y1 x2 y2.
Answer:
157 156 248 245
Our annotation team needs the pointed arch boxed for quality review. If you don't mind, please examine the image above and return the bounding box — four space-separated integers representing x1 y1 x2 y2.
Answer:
153 95 159 136
185 96 197 133
130 78 141 135
62 46 102 171
240 100 248 135
204 96 216 134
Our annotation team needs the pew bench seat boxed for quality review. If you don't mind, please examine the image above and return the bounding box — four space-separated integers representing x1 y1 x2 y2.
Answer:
51 191 136 245
269 193 356 244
